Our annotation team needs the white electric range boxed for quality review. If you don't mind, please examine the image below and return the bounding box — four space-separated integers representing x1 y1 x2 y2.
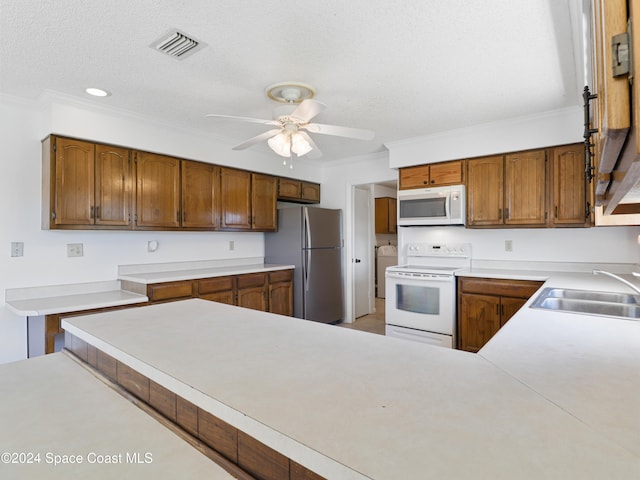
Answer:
385 243 471 348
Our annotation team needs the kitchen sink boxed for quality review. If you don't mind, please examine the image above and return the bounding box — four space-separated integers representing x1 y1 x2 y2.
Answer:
529 288 640 319
536 287 639 304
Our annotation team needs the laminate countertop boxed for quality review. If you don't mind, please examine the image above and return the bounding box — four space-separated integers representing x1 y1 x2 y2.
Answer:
61 271 640 479
0 352 235 479
117 263 294 284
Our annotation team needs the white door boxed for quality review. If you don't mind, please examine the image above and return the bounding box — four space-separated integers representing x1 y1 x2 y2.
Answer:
354 187 371 318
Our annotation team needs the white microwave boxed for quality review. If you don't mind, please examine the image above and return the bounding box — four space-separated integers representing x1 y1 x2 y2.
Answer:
397 185 465 226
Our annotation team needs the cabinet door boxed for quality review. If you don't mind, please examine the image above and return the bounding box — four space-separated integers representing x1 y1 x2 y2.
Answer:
251 173 277 231
147 281 194 303
268 270 293 316
500 297 527 327
458 293 501 353
429 160 463 186
237 273 267 311
269 282 293 316
182 160 219 229
375 197 391 233
551 145 587 225
278 178 301 200
136 152 181 229
467 156 504 226
201 290 235 305
301 182 320 203
54 138 95 225
220 167 252 230
375 197 397 234
95 144 132 226
504 150 546 225
399 164 431 189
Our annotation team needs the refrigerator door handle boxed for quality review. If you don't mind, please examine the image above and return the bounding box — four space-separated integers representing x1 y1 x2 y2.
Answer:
305 248 311 292
304 207 312 248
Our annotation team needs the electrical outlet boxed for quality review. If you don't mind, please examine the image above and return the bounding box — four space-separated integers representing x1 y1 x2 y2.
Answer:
505 240 513 252
67 243 84 257
11 242 24 257
229 240 235 251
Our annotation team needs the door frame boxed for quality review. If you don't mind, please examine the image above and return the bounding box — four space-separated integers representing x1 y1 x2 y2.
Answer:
344 175 397 324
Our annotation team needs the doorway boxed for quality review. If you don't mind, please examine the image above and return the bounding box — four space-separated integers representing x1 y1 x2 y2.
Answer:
348 180 398 324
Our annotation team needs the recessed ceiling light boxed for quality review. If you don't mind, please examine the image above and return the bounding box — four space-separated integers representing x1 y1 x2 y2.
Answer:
85 87 111 97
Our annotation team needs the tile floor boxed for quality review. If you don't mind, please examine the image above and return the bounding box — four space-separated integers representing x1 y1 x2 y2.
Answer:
337 298 386 335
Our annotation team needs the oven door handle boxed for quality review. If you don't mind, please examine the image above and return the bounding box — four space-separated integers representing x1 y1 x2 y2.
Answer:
386 272 453 281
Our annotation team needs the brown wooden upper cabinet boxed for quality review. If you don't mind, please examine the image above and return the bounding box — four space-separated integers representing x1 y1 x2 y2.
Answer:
468 150 547 227
277 177 321 203
549 144 588 226
504 150 547 226
375 197 397 234
42 136 132 229
399 160 464 190
466 145 586 228
135 151 181 229
181 160 219 229
467 151 547 227
220 168 277 231
43 135 315 233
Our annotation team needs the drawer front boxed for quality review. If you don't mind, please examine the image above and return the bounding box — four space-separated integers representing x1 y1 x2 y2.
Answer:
268 269 293 283
237 272 266 289
199 276 234 295
459 277 543 298
148 281 194 302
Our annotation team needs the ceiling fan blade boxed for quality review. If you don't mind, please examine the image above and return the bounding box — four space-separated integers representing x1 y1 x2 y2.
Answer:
205 113 280 126
232 129 282 150
303 122 375 141
297 131 323 159
289 99 326 123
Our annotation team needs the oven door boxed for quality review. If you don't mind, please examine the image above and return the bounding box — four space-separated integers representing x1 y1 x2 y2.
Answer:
385 272 455 336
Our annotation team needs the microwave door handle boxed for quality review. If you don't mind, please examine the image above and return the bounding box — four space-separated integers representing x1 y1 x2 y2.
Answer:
445 192 451 222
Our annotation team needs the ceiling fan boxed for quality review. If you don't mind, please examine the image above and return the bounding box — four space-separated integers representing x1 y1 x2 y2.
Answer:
205 82 374 160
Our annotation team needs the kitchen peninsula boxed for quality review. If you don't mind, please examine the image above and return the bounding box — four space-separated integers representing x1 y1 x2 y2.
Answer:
54 268 640 480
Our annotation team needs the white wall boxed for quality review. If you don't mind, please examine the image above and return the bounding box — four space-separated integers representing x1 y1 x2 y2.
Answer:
386 107 583 168
0 94 323 364
398 226 640 266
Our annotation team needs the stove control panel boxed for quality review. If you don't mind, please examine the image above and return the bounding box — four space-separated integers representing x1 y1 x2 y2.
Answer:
405 243 471 258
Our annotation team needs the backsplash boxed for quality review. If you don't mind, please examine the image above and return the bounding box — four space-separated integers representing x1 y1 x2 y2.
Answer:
397 225 640 266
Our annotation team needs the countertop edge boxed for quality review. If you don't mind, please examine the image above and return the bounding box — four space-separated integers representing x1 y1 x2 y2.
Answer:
117 263 295 284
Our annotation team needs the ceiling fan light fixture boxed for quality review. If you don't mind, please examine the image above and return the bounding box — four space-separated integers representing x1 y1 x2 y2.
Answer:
291 133 312 157
267 132 291 157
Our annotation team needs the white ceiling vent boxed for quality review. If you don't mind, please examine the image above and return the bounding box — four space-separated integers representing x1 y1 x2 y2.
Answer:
151 30 206 59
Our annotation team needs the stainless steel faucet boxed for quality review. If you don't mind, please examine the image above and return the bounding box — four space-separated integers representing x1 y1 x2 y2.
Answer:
592 269 640 295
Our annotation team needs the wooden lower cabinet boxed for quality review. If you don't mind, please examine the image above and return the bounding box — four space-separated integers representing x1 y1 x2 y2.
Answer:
198 276 235 305
147 280 195 303
457 277 543 353
268 270 294 316
196 270 293 314
236 273 268 311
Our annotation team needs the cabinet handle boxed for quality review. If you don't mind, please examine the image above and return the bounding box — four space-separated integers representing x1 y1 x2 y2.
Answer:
498 208 502 220
501 304 504 315
90 206 95 219
505 208 509 220
555 205 558 218
183 211 186 222
430 179 435 184
496 304 499 315
95 206 100 220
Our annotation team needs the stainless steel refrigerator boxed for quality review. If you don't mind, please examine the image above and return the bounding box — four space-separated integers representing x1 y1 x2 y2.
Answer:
265 206 344 323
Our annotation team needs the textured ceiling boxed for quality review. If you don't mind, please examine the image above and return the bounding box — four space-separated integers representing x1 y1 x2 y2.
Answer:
0 0 585 163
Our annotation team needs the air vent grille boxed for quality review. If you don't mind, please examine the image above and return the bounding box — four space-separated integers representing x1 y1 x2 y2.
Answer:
152 30 205 59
